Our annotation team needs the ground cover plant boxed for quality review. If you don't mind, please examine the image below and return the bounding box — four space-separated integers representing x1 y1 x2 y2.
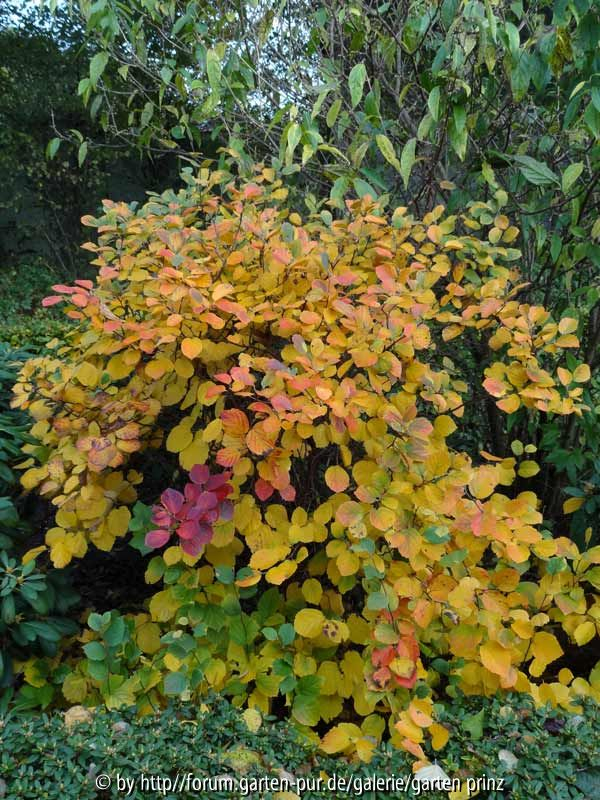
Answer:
1 693 599 799
9 166 600 765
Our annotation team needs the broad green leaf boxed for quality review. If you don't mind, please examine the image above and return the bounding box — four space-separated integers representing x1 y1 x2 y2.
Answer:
89 51 108 88
562 162 584 194
83 641 105 661
353 177 377 199
504 22 520 59
376 134 401 171
428 86 440 122
400 137 416 188
348 63 367 108
46 138 60 159
163 671 187 695
326 98 342 128
513 155 559 186
286 122 302 163
311 89 330 119
206 48 221 92
462 709 485 740
77 141 88 167
453 104 466 133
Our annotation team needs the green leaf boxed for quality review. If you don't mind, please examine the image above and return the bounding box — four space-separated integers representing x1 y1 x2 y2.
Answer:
160 66 173 85
206 48 222 91
462 709 485 740
83 641 105 661
562 162 584 194
46 138 60 160
311 89 330 119
428 86 440 122
440 548 468 566
348 63 367 108
504 22 520 59
326 98 342 128
453 104 466 133
104 616 126 647
513 155 559 186
400 137 416 189
376 134 401 171
77 141 88 167
163 671 187 695
286 122 302 163
366 590 388 610
424 526 451 544
353 177 377 199
89 52 109 88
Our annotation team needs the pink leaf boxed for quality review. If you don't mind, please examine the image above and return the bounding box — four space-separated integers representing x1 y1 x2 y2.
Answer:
145 529 171 549
42 296 64 307
189 464 210 485
177 520 200 540
255 479 274 501
161 488 184 515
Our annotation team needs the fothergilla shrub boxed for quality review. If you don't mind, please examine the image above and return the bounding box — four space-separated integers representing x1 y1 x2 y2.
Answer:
12 167 600 761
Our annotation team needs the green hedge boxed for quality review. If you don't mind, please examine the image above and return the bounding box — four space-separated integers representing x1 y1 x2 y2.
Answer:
1 693 599 799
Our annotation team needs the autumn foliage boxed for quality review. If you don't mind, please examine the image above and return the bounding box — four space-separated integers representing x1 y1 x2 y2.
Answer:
13 168 600 761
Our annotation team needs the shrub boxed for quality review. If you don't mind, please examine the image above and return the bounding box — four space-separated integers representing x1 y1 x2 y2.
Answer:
0 342 79 703
12 168 600 759
0 342 38 492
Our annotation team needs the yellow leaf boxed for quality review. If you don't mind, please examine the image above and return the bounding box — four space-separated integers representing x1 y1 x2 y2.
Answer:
429 722 449 750
325 466 350 492
242 708 262 733
480 641 515 685
250 546 290 570
321 723 357 754
518 461 540 478
573 363 590 383
301 578 323 605
166 421 194 453
469 466 498 499
75 362 99 388
62 673 88 704
574 620 596 646
531 632 563 667
294 608 325 638
497 394 520 413
337 550 360 576
558 317 578 335
265 560 297 585
563 497 584 514
107 506 131 537
49 540 72 568
137 622 162 654
22 545 47 565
